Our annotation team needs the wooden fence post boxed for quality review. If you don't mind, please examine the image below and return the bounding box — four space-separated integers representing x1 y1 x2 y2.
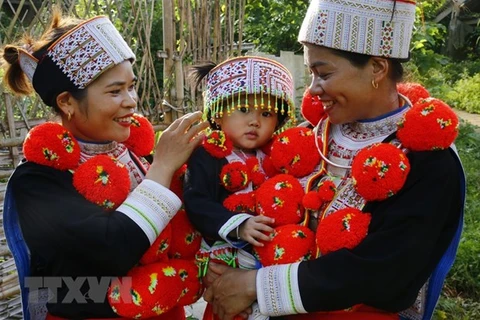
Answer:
4 94 20 168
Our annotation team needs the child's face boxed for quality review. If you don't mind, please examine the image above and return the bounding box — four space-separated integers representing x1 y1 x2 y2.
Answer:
216 94 279 151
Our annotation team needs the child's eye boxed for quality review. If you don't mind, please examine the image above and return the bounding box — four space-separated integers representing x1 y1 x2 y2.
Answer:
110 90 121 94
239 106 249 113
262 111 273 117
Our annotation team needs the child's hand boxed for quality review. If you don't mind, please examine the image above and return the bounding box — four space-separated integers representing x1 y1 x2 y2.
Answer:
239 216 275 247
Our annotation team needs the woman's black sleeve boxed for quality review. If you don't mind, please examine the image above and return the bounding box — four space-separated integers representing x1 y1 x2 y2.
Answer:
297 149 463 312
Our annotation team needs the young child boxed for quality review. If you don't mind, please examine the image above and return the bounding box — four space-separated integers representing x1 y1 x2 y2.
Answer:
184 56 295 319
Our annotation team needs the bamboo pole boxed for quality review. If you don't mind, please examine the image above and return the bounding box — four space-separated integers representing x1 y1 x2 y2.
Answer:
163 0 176 121
4 94 20 168
237 0 244 56
175 0 186 114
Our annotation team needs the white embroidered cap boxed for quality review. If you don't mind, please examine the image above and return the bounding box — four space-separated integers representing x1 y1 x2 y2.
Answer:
298 0 416 59
18 16 135 106
45 16 135 88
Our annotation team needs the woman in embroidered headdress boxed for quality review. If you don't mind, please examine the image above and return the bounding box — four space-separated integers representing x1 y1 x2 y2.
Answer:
184 56 297 320
1 9 208 320
202 1 466 320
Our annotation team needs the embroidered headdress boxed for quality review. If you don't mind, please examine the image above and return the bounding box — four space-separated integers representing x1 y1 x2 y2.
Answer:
298 0 416 60
203 56 295 123
17 16 135 106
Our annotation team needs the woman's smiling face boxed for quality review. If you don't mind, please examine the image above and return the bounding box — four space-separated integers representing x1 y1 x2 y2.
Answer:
304 44 377 125
65 61 138 142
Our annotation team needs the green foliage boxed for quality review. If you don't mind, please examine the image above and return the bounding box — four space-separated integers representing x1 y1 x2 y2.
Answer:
410 13 450 75
446 122 480 296
434 122 480 319
434 295 480 320
444 73 480 114
243 0 309 55
417 0 448 20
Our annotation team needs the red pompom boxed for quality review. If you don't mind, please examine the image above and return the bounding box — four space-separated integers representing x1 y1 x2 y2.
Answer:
260 137 275 156
351 143 410 201
168 259 203 307
301 89 325 126
73 155 130 210
246 157 266 188
397 82 430 105
316 208 371 255
169 209 202 260
397 98 459 151
203 130 233 158
255 174 305 227
254 224 315 266
223 192 256 214
140 224 172 265
317 180 337 202
122 114 155 156
220 162 250 192
23 122 80 170
108 262 184 318
170 164 187 201
302 191 322 211
270 127 320 178
262 156 280 178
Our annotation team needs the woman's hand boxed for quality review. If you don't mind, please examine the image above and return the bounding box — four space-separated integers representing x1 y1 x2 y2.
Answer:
204 262 258 320
146 111 208 187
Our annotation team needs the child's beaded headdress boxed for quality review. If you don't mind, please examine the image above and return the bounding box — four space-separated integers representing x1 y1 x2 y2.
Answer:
298 0 416 60
17 16 135 107
203 56 295 123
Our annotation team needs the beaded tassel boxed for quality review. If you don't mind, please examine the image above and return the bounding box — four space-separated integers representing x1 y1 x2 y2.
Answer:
274 89 279 113
237 89 242 109
267 88 272 111
260 85 265 109
220 95 224 117
230 92 236 114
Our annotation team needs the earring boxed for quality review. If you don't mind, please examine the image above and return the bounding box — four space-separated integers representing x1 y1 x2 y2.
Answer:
371 79 379 89
67 112 72 121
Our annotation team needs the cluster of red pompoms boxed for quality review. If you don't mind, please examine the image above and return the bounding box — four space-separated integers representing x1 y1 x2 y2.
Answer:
108 262 189 318
302 191 323 211
301 89 325 126
254 224 315 266
169 258 203 307
269 127 321 178
140 224 172 265
316 208 372 255
122 114 155 156
397 98 459 151
302 180 337 210
168 209 202 259
220 162 250 192
109 208 203 318
397 82 430 105
246 157 266 187
23 122 80 171
170 164 187 201
351 143 411 201
73 155 131 211
203 130 233 158
261 155 279 178
223 192 256 214
255 174 305 227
